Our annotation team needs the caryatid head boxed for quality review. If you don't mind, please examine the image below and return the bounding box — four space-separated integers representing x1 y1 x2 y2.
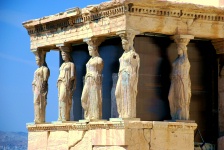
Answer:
34 50 46 67
119 30 138 52
60 46 72 62
84 37 105 57
173 35 194 55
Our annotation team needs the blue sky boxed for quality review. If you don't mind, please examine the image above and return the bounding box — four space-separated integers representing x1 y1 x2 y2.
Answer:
0 0 106 132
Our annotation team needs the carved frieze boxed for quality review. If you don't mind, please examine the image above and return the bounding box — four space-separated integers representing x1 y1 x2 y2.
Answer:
27 121 197 132
24 5 125 36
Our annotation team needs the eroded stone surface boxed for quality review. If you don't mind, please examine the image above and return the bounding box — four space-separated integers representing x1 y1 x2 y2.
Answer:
68 130 85 149
92 129 126 145
47 131 68 150
70 130 92 150
93 146 127 150
128 129 150 150
151 122 196 150
28 132 48 150
27 121 197 150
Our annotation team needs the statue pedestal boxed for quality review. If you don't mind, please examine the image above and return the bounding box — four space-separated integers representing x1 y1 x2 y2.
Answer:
27 121 197 150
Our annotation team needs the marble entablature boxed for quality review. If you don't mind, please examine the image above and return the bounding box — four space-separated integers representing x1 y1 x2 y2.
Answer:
23 0 224 50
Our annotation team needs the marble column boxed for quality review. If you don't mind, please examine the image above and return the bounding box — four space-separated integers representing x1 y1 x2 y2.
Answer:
168 35 194 120
81 37 105 120
115 30 140 118
57 45 76 121
212 39 224 150
32 49 50 123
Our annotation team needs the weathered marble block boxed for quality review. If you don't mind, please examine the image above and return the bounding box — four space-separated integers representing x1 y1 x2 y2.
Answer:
27 121 197 150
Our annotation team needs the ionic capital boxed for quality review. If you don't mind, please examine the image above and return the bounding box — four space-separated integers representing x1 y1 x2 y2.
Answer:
116 30 140 51
83 37 105 48
56 43 71 53
212 39 224 54
172 35 194 46
31 48 49 60
116 29 140 44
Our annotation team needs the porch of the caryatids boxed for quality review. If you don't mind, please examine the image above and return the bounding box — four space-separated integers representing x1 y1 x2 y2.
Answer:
168 34 194 120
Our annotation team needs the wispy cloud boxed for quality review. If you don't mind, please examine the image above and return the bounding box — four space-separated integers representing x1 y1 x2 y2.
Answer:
0 9 30 29
0 52 35 66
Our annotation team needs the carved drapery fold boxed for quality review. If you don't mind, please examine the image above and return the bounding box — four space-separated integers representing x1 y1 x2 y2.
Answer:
168 34 194 120
32 49 50 123
57 46 76 121
81 37 105 120
115 30 140 118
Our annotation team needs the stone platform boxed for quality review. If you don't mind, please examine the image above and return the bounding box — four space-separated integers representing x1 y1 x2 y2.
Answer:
27 121 197 150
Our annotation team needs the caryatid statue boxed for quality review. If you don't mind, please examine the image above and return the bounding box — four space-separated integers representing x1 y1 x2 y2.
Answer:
57 46 76 121
32 50 50 123
81 37 104 120
168 35 194 120
115 30 140 118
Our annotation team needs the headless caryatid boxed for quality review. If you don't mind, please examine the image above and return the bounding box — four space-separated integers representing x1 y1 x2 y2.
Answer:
57 46 76 121
168 35 193 120
32 50 50 123
81 38 104 120
115 31 140 118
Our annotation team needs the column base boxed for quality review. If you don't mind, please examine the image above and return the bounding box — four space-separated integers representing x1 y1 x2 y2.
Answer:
79 119 107 123
109 118 141 122
52 121 78 124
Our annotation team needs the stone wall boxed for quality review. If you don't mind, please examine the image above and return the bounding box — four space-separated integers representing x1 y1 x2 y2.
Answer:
27 121 197 150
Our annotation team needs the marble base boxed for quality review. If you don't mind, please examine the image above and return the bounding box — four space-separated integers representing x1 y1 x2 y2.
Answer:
109 118 141 122
79 119 107 123
52 121 77 124
27 121 197 150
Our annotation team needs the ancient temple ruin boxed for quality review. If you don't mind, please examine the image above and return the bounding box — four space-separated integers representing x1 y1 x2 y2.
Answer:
23 0 224 149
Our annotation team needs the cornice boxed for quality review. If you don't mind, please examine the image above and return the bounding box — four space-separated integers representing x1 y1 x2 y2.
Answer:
128 4 224 22
22 2 125 35
23 0 224 37
27 121 197 132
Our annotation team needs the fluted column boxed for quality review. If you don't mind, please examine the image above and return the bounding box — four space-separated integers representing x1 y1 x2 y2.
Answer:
115 30 140 119
168 34 194 120
32 48 50 123
212 39 224 150
81 37 105 120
